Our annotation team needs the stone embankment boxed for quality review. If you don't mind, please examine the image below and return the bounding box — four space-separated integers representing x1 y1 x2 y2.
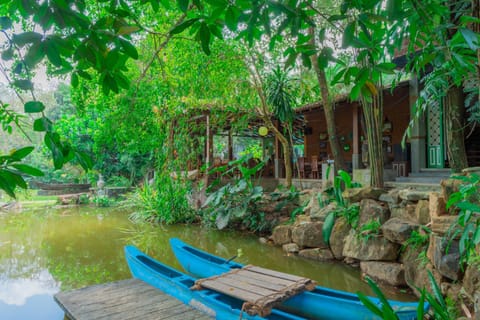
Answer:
270 179 480 314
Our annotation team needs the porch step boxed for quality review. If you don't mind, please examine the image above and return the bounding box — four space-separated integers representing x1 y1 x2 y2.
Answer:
408 168 452 178
385 181 442 192
395 176 445 184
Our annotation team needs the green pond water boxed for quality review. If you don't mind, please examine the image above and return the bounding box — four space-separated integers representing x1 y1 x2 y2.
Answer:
0 204 415 319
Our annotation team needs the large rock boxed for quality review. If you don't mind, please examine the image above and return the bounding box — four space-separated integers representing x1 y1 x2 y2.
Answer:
294 214 311 226
310 202 337 222
381 218 419 244
429 192 447 217
431 216 459 236
359 199 390 226
298 248 334 261
379 189 400 205
464 263 480 298
303 192 320 216
427 235 462 281
398 189 430 202
390 202 417 222
441 178 463 203
415 200 431 225
298 190 314 208
342 187 385 204
402 247 443 297
360 261 406 287
343 230 400 261
282 243 299 254
329 217 351 260
272 225 293 245
292 222 327 248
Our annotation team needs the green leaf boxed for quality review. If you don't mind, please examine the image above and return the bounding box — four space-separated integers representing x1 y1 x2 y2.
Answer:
342 22 356 48
1 47 13 60
357 292 384 317
322 211 336 245
44 132 64 169
10 171 27 189
13 79 33 91
24 101 45 113
198 23 211 55
427 270 446 309
170 18 199 35
12 32 42 47
12 164 44 176
117 25 140 35
120 39 138 59
71 72 79 87
0 174 16 198
416 289 426 320
106 49 120 69
376 62 396 74
45 41 62 66
225 6 238 31
459 28 480 51
350 83 362 100
33 117 52 132
386 0 403 20
75 151 93 171
24 42 46 67
0 16 12 30
10 146 34 160
177 0 189 12
215 211 230 230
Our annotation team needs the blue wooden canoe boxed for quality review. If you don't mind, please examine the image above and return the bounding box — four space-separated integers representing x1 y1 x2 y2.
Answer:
125 245 307 320
170 238 428 320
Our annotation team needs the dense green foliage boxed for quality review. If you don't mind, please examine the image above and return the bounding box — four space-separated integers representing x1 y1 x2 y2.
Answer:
446 173 480 265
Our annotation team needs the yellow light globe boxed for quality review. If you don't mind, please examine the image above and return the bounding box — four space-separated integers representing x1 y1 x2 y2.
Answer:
258 126 268 136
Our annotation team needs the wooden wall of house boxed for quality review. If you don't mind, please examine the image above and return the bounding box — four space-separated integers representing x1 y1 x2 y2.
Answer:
301 82 411 166
303 102 354 164
382 83 411 161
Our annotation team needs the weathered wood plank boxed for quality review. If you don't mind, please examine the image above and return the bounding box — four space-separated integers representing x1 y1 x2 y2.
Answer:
235 269 294 286
226 273 287 291
199 279 265 302
54 279 212 320
210 275 277 297
244 265 307 282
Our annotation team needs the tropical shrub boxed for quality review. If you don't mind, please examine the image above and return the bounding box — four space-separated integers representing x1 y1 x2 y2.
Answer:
202 156 265 231
321 170 362 244
358 271 458 320
446 173 480 265
128 173 195 224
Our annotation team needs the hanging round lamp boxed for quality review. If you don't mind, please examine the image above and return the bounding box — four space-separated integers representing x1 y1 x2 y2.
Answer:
258 126 268 136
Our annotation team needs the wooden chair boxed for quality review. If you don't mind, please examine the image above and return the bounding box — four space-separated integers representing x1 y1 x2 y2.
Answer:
297 157 305 178
311 156 319 179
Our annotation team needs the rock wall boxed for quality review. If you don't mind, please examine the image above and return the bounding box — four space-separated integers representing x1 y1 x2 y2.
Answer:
270 180 479 315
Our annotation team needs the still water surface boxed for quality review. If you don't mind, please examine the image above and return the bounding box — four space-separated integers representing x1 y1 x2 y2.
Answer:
0 205 414 319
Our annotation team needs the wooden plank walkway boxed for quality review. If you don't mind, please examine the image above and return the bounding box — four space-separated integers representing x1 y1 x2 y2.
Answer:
54 278 213 320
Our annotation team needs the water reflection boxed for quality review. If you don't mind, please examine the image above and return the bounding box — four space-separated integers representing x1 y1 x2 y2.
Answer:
0 205 415 319
0 270 59 305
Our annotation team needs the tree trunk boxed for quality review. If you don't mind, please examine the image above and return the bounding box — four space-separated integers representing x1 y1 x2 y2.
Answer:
267 120 292 187
361 90 384 188
445 85 468 172
309 27 347 172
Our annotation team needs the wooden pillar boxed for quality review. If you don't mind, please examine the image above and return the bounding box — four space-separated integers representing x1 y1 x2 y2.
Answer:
352 104 361 169
274 120 281 178
204 114 213 185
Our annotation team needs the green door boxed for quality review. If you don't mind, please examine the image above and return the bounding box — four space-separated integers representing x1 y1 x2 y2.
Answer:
427 104 444 168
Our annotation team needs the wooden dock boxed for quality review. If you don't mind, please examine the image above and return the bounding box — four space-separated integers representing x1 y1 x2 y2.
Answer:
54 278 213 320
